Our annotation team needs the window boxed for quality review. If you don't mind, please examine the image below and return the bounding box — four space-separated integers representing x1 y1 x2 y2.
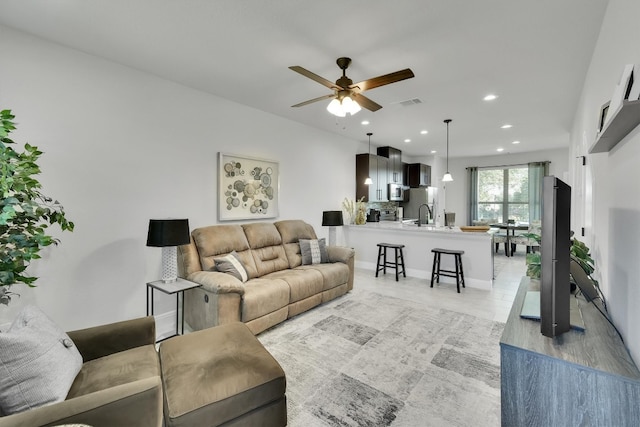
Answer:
477 166 529 223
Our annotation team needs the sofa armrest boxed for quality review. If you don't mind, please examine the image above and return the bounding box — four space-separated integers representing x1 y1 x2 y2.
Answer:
327 245 355 264
67 316 156 362
0 377 162 427
186 271 246 295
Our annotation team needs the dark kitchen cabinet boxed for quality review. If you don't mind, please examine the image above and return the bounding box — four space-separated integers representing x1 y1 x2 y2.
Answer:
405 163 431 187
377 146 403 184
356 154 389 202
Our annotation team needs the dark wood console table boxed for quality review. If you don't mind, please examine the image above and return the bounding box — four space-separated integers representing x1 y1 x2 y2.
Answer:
500 276 640 426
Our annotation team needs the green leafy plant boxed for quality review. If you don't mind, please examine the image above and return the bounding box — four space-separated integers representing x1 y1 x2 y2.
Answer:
522 232 541 279
0 109 74 305
570 237 598 287
522 232 598 286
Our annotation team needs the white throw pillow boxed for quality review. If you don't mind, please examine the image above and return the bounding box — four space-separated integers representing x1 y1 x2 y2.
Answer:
0 305 83 415
214 250 249 282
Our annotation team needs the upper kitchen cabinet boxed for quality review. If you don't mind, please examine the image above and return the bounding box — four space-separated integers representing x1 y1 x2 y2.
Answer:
405 163 431 187
356 154 389 202
377 146 403 184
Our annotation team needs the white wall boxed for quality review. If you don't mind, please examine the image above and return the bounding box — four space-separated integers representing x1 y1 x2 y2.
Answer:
0 25 358 330
444 148 569 225
569 0 640 362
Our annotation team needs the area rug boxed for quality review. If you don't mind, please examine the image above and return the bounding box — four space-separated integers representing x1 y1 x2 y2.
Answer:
258 289 504 426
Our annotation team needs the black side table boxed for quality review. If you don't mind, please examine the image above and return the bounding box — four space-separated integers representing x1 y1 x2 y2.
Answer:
146 278 201 341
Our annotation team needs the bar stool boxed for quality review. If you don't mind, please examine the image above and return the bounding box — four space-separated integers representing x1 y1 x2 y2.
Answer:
375 243 406 281
430 248 465 293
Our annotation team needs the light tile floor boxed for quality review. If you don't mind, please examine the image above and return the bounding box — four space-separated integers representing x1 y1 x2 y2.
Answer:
357 250 527 323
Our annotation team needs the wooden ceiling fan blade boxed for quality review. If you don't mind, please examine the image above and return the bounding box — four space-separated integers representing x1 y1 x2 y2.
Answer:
289 66 341 90
353 93 382 111
291 93 335 108
351 68 415 92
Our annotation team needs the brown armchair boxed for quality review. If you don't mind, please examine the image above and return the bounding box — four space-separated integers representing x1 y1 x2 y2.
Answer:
0 317 162 427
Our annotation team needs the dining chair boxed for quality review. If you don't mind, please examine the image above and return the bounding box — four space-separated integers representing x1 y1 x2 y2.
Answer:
510 220 541 255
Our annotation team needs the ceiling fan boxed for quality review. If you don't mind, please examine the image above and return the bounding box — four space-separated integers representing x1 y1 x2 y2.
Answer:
289 57 415 117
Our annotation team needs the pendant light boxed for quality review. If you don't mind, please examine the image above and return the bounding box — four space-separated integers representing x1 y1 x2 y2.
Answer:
442 119 453 182
364 132 373 185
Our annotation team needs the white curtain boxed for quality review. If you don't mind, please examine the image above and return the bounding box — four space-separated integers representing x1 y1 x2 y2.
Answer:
467 167 479 225
528 161 550 222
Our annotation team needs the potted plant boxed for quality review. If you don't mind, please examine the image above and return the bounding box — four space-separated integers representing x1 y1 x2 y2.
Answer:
570 237 598 286
0 109 74 305
522 232 542 279
523 231 598 289
342 196 365 225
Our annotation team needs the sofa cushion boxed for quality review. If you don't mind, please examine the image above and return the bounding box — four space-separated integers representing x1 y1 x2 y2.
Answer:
299 238 329 265
192 225 258 276
243 223 289 276
241 279 291 322
298 262 350 291
214 250 249 282
242 222 282 248
67 344 160 399
274 220 317 243
275 220 318 268
263 269 323 303
0 305 83 415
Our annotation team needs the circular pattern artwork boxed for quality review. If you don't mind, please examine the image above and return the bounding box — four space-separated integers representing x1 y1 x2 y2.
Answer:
222 157 277 217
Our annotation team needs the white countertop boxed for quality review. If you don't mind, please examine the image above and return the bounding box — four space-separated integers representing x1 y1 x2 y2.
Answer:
346 221 492 239
343 220 495 289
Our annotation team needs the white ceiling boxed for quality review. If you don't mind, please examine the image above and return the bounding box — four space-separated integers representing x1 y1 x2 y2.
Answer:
0 0 609 158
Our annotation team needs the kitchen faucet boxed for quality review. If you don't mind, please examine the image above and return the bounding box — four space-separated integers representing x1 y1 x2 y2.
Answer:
417 203 433 227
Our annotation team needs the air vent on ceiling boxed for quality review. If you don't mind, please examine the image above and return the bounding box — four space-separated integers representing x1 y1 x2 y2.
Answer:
395 98 423 107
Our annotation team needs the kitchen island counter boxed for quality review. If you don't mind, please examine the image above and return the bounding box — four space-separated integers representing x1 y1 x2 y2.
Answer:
350 221 492 238
345 222 494 289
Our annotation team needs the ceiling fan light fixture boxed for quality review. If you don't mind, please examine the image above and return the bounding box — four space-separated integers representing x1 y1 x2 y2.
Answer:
343 95 361 115
326 98 346 117
327 94 361 117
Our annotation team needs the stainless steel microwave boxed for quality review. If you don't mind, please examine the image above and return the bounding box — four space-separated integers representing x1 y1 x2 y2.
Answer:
388 183 408 201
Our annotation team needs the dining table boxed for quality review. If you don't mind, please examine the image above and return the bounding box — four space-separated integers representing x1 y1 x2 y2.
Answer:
490 222 529 257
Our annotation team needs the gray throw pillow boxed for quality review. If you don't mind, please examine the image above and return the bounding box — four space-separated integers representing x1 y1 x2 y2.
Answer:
0 305 83 415
299 238 329 265
214 250 249 282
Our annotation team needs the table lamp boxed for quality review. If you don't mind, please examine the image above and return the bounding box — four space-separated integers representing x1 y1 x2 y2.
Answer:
322 211 343 246
147 218 190 283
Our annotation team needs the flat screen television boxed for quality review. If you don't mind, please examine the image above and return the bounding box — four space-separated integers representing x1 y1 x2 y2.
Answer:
540 175 572 337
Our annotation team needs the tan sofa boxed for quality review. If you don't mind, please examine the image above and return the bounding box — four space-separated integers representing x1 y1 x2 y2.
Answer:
177 219 355 334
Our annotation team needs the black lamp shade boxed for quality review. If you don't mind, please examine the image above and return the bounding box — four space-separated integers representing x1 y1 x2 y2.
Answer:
146 219 190 247
322 211 344 227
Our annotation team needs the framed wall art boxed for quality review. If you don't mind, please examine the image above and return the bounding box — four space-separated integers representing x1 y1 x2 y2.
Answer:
218 153 279 221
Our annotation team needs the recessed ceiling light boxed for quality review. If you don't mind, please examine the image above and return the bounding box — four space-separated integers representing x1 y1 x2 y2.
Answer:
361 120 370 125
501 124 512 129
512 140 520 144
404 139 411 143
484 94 498 101
430 150 437 154
420 130 428 135
497 148 504 152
